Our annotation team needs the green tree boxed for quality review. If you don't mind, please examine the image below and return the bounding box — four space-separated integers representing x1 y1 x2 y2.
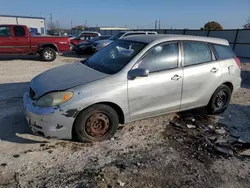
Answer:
75 25 85 30
201 21 223 31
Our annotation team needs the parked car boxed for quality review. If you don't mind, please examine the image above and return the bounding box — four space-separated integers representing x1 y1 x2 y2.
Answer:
74 35 111 54
0 25 70 61
24 34 241 142
93 31 157 51
70 31 101 47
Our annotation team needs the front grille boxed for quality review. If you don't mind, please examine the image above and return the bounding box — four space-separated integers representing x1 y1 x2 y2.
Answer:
29 87 36 100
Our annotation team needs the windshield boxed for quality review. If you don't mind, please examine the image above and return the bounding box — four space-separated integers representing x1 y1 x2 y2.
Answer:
88 36 101 42
109 32 125 41
82 40 146 74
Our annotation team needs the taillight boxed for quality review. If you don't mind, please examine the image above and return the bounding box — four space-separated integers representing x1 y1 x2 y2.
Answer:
234 57 241 68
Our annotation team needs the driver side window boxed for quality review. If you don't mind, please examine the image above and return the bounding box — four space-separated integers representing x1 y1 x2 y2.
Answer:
138 42 179 72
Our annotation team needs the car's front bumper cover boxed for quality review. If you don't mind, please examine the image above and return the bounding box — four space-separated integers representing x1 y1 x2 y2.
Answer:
23 91 75 140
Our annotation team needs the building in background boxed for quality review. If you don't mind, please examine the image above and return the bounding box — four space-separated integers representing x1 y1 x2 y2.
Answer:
0 15 46 35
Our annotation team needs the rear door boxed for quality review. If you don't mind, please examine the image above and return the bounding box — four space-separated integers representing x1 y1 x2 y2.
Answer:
0 25 14 54
180 41 222 109
13 26 31 54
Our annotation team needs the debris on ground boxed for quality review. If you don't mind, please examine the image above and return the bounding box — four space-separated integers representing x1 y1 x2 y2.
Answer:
215 127 227 135
117 180 125 187
165 112 250 159
187 124 196 129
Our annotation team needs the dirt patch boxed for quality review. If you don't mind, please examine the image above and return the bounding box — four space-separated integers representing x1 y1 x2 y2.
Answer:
0 60 250 187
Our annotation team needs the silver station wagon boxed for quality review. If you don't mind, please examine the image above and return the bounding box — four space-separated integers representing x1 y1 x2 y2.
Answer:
23 34 242 142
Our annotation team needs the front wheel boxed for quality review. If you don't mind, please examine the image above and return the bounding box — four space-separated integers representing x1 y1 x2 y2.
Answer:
206 84 232 114
41 47 57 62
73 104 119 142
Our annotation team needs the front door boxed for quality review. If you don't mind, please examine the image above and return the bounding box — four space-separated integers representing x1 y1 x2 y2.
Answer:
0 25 14 54
128 42 183 121
181 41 222 109
13 26 31 54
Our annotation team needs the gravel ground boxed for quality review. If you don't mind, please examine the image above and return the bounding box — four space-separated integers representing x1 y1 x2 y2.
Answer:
0 55 250 188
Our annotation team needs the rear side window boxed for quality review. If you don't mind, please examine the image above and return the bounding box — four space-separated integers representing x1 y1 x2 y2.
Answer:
213 44 235 60
14 26 25 37
0 26 10 36
183 42 212 66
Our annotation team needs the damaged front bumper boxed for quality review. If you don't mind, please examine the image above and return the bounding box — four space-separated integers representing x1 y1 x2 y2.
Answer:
23 91 74 140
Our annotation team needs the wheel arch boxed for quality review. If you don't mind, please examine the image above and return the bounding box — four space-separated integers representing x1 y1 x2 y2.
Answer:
39 43 59 52
222 81 233 92
207 82 233 106
71 101 125 139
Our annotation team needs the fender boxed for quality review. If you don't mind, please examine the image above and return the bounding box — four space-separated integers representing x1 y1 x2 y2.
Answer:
38 43 59 52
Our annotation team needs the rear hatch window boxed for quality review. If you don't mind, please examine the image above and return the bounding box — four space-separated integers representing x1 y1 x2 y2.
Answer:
212 44 236 60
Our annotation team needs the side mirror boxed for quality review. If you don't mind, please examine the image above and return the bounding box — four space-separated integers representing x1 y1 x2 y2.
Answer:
128 68 149 79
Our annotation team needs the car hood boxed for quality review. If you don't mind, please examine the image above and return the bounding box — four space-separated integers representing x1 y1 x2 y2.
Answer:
30 62 108 99
77 41 90 46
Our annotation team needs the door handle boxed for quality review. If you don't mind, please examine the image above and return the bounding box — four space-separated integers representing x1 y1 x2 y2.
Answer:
171 75 182 81
210 67 219 73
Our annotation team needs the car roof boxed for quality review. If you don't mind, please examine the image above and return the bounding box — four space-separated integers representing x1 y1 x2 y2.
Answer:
78 31 101 34
121 31 158 34
122 34 229 46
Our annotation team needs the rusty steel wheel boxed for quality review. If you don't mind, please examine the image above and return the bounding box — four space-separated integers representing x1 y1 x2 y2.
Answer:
86 113 110 138
73 104 119 142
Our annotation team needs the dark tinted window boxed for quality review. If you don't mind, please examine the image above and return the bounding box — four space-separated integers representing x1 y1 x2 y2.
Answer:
100 35 111 40
139 43 178 72
147 32 157 35
213 44 235 60
124 33 145 37
183 42 212 66
14 26 25 37
0 26 10 36
109 32 125 40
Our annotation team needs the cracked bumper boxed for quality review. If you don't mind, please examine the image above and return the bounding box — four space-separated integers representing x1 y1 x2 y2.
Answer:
23 91 74 140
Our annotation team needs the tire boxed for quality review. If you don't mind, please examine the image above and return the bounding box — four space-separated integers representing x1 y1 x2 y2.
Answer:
206 84 232 114
73 104 119 142
41 47 57 62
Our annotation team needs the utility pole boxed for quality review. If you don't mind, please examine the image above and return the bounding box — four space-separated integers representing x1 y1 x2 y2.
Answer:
50 13 53 30
158 19 161 29
155 19 157 29
56 20 59 29
70 20 73 29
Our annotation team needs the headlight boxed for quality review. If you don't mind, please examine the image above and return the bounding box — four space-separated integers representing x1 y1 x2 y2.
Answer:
35 92 73 107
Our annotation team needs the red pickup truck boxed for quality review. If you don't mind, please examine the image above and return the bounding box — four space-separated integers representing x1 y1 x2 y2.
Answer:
0 24 70 61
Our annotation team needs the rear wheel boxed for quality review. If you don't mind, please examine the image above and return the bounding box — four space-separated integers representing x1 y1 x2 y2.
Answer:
73 104 119 142
206 84 232 114
41 47 57 62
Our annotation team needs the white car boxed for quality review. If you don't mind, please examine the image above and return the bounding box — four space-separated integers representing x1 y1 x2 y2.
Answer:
70 31 101 40
94 31 157 51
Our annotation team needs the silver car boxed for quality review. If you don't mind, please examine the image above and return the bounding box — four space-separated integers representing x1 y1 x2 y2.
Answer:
23 34 241 142
94 31 158 51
